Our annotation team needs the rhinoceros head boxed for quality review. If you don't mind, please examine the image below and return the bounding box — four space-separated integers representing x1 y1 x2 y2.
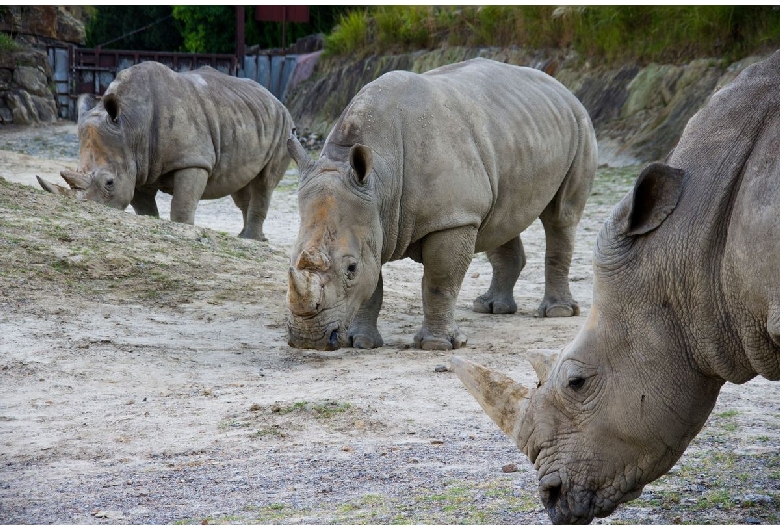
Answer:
454 163 724 524
286 134 383 350
38 92 137 210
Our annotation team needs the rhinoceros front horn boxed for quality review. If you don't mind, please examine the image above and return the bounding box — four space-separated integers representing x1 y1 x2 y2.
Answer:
60 169 93 190
36 175 76 197
451 355 534 442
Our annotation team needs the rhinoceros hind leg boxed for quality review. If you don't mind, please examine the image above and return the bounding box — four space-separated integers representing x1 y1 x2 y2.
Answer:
473 236 524 314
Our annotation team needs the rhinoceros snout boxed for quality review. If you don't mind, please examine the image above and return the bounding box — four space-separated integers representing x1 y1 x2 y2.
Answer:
539 473 596 525
287 323 343 351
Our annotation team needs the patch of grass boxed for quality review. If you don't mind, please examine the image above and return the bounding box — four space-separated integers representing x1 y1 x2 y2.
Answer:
274 399 353 418
0 33 20 52
325 6 780 65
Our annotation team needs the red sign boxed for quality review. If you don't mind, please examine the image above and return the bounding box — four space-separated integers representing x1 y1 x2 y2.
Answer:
256 6 310 23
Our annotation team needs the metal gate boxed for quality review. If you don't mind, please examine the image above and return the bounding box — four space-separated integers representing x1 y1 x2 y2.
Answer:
47 45 301 121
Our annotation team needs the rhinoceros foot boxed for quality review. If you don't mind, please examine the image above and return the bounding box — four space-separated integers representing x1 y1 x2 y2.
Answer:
472 292 518 314
347 325 383 349
537 298 580 318
413 326 467 350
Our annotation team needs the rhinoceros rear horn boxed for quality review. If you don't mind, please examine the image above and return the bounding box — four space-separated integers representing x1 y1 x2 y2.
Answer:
287 131 314 176
37 175 76 197
60 170 93 190
526 348 560 386
451 355 533 442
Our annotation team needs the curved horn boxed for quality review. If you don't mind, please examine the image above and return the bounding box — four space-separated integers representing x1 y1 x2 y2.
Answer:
287 267 325 317
451 355 533 442
60 170 93 190
37 175 76 197
526 348 560 386
287 131 315 176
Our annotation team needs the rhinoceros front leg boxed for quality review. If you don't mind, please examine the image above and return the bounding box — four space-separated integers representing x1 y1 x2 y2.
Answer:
170 168 209 225
130 187 160 217
413 227 476 350
473 235 525 314
348 272 384 349
537 219 579 317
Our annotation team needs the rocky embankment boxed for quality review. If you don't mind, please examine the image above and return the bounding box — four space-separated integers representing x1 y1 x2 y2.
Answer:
0 6 86 125
286 46 768 165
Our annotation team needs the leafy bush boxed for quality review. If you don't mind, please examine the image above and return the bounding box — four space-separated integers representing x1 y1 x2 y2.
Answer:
324 9 370 56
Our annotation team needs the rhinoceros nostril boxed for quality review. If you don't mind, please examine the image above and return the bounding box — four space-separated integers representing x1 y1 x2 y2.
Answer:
540 474 563 511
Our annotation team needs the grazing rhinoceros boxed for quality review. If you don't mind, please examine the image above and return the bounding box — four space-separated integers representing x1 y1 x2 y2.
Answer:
286 57 597 351
37 61 293 241
453 49 780 524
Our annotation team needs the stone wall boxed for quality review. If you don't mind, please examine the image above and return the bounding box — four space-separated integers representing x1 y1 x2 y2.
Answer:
0 6 86 125
286 47 770 165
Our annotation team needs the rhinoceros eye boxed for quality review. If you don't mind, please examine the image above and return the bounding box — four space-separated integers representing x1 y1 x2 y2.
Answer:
105 178 115 189
568 377 586 391
345 262 358 280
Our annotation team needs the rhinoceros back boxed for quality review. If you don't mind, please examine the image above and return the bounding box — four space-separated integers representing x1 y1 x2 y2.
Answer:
108 61 293 196
323 57 597 260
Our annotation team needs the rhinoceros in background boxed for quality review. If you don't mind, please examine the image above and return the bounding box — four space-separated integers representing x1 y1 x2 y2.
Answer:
286 57 597 351
453 49 780 524
38 61 293 241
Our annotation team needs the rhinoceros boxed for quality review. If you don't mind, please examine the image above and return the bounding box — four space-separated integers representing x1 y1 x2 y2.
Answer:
453 50 780 524
286 57 597 351
38 61 293 241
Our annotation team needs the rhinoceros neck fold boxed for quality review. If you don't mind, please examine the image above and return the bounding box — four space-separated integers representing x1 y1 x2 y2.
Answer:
663 59 779 383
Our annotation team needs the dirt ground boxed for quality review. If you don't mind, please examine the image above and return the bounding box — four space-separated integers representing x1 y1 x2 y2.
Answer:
0 122 777 524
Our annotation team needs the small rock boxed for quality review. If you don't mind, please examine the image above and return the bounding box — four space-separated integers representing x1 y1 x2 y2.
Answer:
745 517 762 525
434 364 449 373
271 403 281 413
341 445 353 452
470 272 480 278
501 463 518 473
249 403 261 412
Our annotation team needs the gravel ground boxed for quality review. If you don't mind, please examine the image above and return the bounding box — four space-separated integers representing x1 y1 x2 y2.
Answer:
0 121 778 525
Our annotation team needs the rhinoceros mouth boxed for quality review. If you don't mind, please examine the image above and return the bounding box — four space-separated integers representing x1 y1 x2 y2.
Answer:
287 320 344 351
539 470 643 524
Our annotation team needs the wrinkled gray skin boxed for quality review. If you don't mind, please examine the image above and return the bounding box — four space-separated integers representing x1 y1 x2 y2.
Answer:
286 58 597 351
38 61 293 240
453 50 780 524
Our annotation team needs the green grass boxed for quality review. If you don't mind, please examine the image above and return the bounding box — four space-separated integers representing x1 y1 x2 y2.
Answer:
274 399 353 418
0 33 20 52
179 479 541 524
325 6 780 65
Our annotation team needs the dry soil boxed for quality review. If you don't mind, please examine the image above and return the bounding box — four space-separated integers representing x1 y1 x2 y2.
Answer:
0 122 777 524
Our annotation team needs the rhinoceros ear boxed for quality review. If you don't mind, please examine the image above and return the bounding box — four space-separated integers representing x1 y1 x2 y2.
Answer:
349 144 373 185
624 162 684 236
287 131 315 176
76 94 97 123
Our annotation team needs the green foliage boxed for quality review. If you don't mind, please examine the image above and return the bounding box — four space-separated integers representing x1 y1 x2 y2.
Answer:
172 5 235 54
325 6 780 64
85 6 183 51
324 9 370 56
0 32 20 52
